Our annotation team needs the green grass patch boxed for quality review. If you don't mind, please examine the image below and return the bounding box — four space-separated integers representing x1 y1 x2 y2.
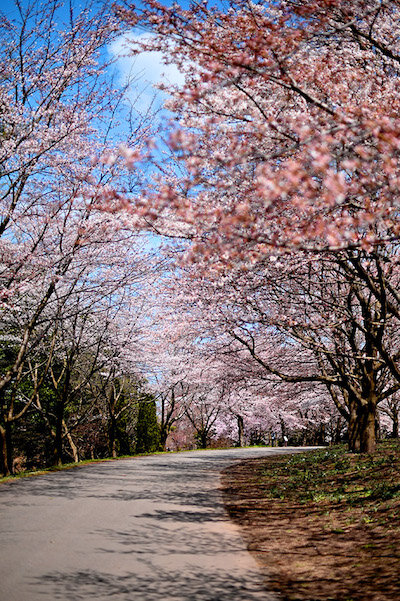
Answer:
258 440 400 524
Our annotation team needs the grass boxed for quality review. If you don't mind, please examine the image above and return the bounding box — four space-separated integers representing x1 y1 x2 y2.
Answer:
222 441 400 601
261 442 400 511
0 454 139 484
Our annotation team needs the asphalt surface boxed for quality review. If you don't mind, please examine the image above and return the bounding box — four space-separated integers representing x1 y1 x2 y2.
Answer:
0 447 313 601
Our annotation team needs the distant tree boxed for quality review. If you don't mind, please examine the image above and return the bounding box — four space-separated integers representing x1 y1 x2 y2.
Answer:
380 395 400 439
135 395 160 454
183 391 222 449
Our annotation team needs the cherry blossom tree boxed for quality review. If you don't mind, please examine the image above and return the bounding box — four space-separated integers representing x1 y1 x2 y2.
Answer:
115 0 400 453
119 0 400 255
2 224 157 470
5 234 158 471
142 263 338 450
150 246 400 453
224 251 400 453
181 386 221 449
0 0 160 475
380 394 400 439
155 378 189 450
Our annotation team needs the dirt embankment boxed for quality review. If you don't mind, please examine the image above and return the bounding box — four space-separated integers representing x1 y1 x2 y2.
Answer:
221 444 400 601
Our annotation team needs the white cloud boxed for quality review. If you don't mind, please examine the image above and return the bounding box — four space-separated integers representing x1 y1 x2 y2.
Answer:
109 32 185 116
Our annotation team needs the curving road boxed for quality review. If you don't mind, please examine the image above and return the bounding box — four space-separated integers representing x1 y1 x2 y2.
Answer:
0 447 312 601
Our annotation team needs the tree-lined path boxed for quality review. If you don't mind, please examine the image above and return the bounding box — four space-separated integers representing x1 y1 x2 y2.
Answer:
0 448 312 601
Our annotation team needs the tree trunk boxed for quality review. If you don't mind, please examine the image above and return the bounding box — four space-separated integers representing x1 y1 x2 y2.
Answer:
159 426 169 451
53 401 65 466
375 410 381 442
358 402 377 454
279 417 286 443
197 429 208 449
237 415 244 447
316 423 326 445
5 420 13 474
52 367 71 466
334 417 343 444
392 412 399 438
0 423 10 476
53 422 63 466
63 420 79 463
348 403 361 452
109 416 117 458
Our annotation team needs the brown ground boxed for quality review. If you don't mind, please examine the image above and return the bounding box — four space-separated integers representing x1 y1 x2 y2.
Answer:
221 450 400 601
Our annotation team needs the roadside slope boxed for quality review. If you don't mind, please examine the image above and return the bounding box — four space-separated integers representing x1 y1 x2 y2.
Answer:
221 443 400 601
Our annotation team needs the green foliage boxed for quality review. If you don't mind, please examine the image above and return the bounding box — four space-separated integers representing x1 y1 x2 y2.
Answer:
135 395 160 454
259 442 400 511
0 339 61 470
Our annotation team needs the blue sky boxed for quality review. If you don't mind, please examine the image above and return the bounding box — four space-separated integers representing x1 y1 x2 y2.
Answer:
109 31 186 116
0 0 16 12
109 1 196 115
0 0 191 117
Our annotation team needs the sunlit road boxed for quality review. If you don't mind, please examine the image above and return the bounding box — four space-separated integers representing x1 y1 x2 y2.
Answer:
0 447 313 601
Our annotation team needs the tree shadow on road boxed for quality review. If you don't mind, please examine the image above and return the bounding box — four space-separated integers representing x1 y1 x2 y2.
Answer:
34 565 274 601
1 456 228 506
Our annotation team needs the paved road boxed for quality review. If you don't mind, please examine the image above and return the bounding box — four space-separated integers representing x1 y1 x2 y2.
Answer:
0 447 313 601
